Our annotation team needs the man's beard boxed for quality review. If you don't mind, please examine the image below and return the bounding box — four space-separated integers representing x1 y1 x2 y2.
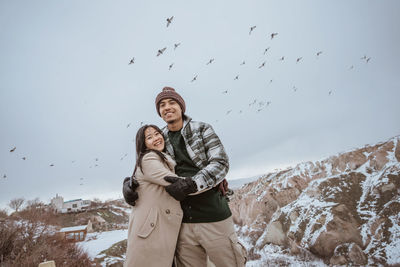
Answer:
166 117 177 124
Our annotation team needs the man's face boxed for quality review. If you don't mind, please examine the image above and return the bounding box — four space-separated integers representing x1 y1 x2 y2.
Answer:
159 98 182 124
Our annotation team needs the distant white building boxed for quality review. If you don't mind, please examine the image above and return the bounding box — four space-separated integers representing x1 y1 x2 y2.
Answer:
51 194 91 213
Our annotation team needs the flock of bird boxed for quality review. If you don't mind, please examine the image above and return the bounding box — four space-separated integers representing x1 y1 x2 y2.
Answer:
2 146 108 183
126 16 373 118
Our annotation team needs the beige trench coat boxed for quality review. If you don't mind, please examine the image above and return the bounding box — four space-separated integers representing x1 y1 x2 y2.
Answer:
124 151 183 267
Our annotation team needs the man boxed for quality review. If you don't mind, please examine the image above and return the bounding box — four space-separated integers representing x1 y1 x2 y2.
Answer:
124 87 246 267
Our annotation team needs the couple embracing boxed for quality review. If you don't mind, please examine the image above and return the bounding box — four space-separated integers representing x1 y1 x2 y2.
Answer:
123 87 247 267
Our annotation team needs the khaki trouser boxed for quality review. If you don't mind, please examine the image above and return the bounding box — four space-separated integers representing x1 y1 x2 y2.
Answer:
175 216 247 267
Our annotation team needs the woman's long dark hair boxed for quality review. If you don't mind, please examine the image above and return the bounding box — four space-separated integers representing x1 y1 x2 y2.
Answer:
132 124 168 177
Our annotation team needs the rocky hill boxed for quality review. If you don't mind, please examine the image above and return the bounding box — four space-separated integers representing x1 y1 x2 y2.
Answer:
229 135 400 265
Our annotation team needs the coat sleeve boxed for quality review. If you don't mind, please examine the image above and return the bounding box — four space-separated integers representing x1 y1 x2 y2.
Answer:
192 123 229 190
140 152 178 186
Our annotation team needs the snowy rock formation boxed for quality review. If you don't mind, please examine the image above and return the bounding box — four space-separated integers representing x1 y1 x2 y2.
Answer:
230 136 400 265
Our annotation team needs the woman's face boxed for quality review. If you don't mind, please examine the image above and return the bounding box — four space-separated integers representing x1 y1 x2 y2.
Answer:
144 127 165 152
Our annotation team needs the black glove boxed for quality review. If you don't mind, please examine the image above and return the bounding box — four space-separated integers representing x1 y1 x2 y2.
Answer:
164 176 197 201
123 177 139 206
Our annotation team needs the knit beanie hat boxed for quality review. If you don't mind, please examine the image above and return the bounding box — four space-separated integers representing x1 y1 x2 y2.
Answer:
155 87 186 116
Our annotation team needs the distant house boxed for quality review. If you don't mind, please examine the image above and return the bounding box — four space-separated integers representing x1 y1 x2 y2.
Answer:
90 215 107 230
59 220 93 242
51 194 91 213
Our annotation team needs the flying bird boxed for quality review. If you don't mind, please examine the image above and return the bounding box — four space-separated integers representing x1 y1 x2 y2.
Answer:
296 57 303 63
269 79 273 83
328 90 332 95
22 157 26 160
128 57 135 64
263 47 270 55
249 26 256 35
234 75 239 80
157 47 167 57
50 164 54 167
226 110 232 115
206 58 215 65
191 75 198 82
80 178 84 180
9 147 16 152
169 63 174 70
279 56 285 61
240 61 245 65
2 174 6 179
222 90 228 94
349 65 354 70
266 101 271 106
360 55 372 63
95 158 99 161
316 51 323 56
126 123 131 128
166 16 174 27
140 121 144 126
174 43 181 50
258 61 266 69
120 153 128 161
293 86 298 92
271 32 278 39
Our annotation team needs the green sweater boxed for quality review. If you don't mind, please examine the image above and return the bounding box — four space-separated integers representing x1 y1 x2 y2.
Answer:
168 131 231 223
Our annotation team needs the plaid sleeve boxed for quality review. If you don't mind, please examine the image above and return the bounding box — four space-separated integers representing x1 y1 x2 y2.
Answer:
192 123 229 190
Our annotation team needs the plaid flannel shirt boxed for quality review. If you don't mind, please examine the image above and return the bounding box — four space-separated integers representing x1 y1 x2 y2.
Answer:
162 115 229 191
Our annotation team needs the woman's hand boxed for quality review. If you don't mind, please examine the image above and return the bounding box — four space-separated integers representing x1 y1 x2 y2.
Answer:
123 177 140 206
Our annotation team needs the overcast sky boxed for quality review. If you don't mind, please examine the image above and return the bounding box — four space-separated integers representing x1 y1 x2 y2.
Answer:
1 0 399 209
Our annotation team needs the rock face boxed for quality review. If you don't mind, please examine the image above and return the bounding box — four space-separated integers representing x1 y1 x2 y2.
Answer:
230 136 400 265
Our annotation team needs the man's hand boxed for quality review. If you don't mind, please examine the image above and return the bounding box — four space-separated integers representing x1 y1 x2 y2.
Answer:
123 177 139 206
218 179 228 196
164 176 197 201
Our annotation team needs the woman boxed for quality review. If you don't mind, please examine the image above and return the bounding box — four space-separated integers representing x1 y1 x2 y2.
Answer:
124 124 182 267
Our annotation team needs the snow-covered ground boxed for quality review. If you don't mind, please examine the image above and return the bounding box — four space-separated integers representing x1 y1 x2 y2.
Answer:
79 229 128 259
110 204 131 217
237 227 328 267
79 228 329 266
244 244 328 267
